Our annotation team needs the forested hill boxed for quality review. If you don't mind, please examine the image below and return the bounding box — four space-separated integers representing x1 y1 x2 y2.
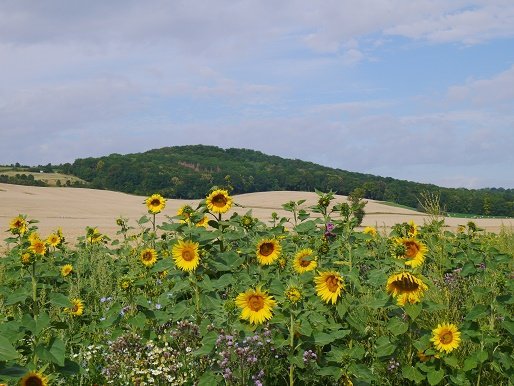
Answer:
58 145 513 217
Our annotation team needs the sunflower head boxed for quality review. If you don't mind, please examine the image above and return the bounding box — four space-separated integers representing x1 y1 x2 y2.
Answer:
172 240 200 272
177 205 194 223
235 287 277 325
431 323 461 354
386 272 428 306
86 227 104 244
407 221 418 237
293 248 317 273
393 237 428 268
20 371 48 386
61 264 73 277
119 277 133 291
140 248 158 267
145 193 166 214
9 215 28 235
205 189 233 214
256 239 281 265
30 238 47 256
46 233 61 247
363 226 377 237
21 252 33 265
285 286 302 304
66 298 84 316
195 215 209 228
315 271 345 304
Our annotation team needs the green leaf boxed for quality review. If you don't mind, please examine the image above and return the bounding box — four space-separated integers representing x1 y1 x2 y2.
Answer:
0 335 20 361
501 320 514 335
56 359 81 376
35 337 65 366
387 317 409 335
475 350 488 363
0 366 28 377
198 370 222 386
465 305 488 321
4 288 30 306
194 331 218 356
128 313 147 329
402 365 425 383
404 303 422 320
463 357 478 372
427 369 445 385
349 363 377 383
49 293 73 308
316 366 341 380
443 356 459 368
375 336 395 357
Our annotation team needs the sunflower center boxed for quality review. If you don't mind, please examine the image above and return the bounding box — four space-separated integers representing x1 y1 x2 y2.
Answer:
259 243 274 256
71 304 79 313
440 331 453 344
404 241 419 258
143 252 153 261
393 276 419 292
299 258 311 267
25 375 44 386
326 275 340 292
248 295 264 311
212 194 227 207
182 249 194 261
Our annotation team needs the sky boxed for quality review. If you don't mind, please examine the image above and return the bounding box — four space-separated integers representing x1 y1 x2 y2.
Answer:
1 1 514 189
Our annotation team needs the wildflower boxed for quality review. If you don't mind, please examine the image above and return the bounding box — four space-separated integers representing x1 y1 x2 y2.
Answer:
60 264 73 277
303 349 317 364
293 248 317 273
66 298 84 316
145 193 166 214
256 239 281 265
386 272 428 306
140 248 158 267
20 371 48 386
315 271 345 304
393 237 428 268
235 287 276 325
205 189 232 214
431 323 461 354
9 215 28 235
172 240 200 272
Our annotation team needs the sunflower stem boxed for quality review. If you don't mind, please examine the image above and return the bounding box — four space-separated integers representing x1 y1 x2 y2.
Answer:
289 311 295 386
31 261 38 318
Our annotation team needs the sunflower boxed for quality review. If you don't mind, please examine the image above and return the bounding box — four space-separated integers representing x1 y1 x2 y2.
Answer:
145 193 166 214
46 233 61 247
394 237 428 268
172 240 200 272
256 239 281 265
61 264 73 277
86 227 104 244
140 248 158 267
20 370 48 386
315 271 345 304
119 277 133 291
28 232 40 243
177 205 193 223
21 252 32 265
285 286 302 304
363 226 377 237
30 239 46 256
66 298 84 316
386 272 428 306
195 215 209 228
293 248 317 273
205 189 233 214
9 215 28 235
431 323 461 354
407 220 418 237
235 287 277 325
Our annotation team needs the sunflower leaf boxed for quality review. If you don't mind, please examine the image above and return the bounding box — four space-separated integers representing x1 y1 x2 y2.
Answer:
0 335 20 361
402 365 425 383
427 369 445 385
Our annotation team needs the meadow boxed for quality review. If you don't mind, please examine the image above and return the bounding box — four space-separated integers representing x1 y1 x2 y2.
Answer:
1 188 513 385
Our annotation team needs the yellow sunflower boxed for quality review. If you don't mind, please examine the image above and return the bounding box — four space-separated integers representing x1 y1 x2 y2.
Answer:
66 298 84 316
205 189 233 214
60 264 73 277
172 240 200 272
21 252 32 265
9 215 28 235
30 238 46 256
20 370 48 386
293 248 317 273
431 323 461 354
195 215 209 228
145 193 166 214
28 232 40 243
315 271 345 304
407 220 418 237
363 226 377 237
394 237 428 268
140 248 158 267
46 233 61 247
177 205 193 223
235 287 277 325
86 227 104 244
256 239 281 265
386 272 428 306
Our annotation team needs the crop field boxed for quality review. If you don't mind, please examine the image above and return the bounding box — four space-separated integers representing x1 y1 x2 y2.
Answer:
1 189 513 385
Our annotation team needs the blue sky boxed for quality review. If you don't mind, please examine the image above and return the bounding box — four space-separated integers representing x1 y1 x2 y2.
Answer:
1 1 513 189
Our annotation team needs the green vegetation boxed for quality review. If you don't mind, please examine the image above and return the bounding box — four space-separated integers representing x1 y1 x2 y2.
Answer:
2 145 513 216
1 191 513 385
